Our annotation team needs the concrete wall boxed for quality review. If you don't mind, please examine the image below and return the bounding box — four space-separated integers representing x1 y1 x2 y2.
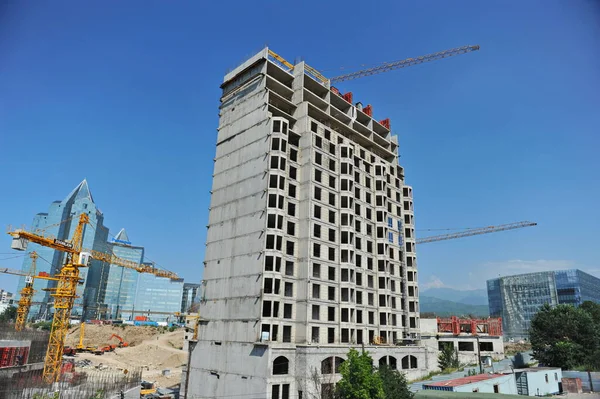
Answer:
200 60 269 345
186 341 270 399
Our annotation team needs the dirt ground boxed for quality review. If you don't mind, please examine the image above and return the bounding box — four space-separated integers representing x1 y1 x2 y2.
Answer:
66 324 186 389
504 342 532 356
65 323 168 348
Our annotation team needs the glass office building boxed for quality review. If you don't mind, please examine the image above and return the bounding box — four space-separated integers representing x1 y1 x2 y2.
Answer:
16 180 109 320
100 229 144 320
98 230 185 322
488 269 600 339
181 283 201 314
15 181 185 321
134 272 184 322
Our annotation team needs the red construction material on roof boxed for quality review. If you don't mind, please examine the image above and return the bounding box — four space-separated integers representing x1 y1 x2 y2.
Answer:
363 105 372 116
425 373 506 387
342 92 353 103
436 316 503 336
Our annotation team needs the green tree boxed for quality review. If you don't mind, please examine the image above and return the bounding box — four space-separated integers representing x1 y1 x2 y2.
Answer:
0 306 17 322
578 301 600 370
580 301 600 326
438 343 460 371
336 348 384 399
378 365 413 399
530 303 598 369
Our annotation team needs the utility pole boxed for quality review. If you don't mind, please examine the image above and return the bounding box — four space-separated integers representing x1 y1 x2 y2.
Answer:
476 335 483 374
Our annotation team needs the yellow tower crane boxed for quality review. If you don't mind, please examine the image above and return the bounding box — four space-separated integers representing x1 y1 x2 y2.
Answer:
416 221 537 244
268 44 480 85
7 212 179 383
0 254 66 331
16 252 38 330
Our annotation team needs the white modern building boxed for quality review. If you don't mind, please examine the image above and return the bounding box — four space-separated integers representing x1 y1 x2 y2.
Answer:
183 48 426 399
0 289 14 314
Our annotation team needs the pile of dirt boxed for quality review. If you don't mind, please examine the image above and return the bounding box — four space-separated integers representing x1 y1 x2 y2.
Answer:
65 323 164 348
71 328 187 389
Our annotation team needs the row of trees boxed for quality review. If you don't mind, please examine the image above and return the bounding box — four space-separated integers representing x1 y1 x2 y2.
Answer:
530 301 600 370
312 348 413 399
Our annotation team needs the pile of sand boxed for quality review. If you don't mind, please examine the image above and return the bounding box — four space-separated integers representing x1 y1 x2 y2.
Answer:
65 323 164 348
71 328 187 389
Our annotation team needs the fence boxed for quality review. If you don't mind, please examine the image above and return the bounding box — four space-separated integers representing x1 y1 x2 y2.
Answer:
0 367 142 399
562 371 600 393
0 324 49 364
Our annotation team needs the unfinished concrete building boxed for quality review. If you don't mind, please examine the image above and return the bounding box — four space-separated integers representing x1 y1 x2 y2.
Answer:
183 48 426 399
420 317 505 366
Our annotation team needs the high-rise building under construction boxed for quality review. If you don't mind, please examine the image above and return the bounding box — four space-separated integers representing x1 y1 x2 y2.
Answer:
184 48 427 399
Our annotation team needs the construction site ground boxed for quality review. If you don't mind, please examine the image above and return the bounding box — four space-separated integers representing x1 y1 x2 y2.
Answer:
65 324 186 389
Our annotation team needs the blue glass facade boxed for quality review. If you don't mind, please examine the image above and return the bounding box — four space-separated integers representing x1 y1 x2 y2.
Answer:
100 235 144 320
16 180 109 320
133 273 184 322
487 269 600 339
16 180 185 322
181 283 201 314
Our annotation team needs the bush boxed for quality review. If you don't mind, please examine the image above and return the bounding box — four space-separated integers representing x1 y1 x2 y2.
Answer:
32 321 52 331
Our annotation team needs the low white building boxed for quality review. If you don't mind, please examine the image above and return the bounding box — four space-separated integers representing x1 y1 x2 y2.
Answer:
423 373 518 394
511 367 563 396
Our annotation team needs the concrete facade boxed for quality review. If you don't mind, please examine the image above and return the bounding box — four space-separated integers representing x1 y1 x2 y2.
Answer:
420 319 504 366
185 48 424 399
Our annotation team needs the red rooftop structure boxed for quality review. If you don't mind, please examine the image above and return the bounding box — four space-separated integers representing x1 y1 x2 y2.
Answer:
437 316 502 336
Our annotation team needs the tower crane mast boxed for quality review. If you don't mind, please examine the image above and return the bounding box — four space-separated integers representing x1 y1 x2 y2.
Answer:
18 253 39 330
416 221 537 244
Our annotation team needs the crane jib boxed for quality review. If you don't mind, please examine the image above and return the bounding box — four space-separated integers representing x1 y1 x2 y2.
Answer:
53 239 73 249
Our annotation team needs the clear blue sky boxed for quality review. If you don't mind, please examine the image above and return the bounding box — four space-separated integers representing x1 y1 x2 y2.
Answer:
1 1 599 293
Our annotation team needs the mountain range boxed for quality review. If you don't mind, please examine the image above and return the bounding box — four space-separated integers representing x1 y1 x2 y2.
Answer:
419 287 489 317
